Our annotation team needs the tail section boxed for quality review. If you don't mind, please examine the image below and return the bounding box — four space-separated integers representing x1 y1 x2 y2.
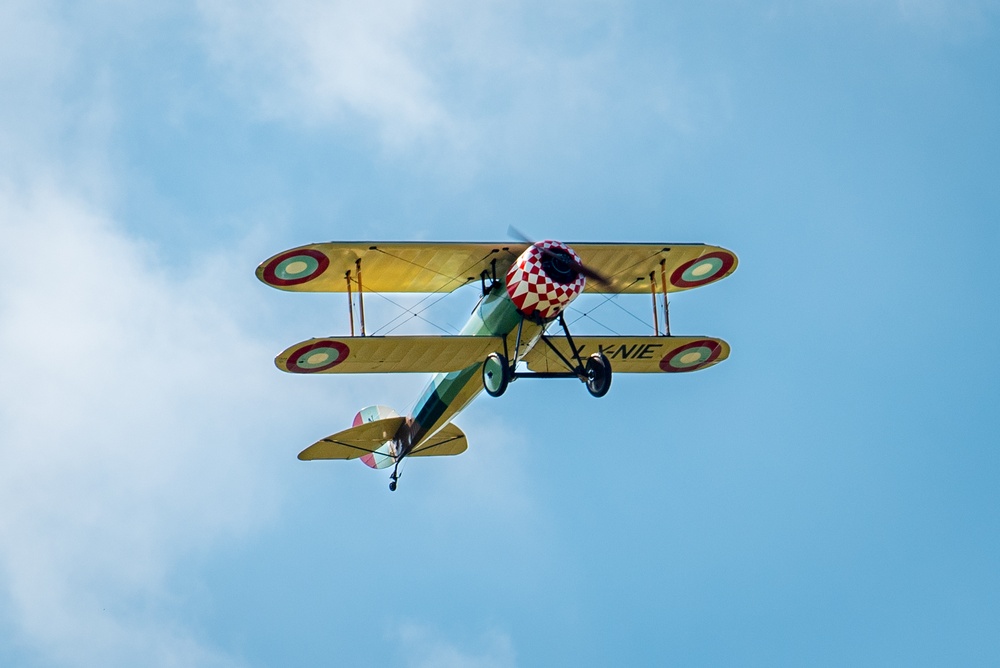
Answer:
353 406 400 469
297 405 468 472
298 405 403 467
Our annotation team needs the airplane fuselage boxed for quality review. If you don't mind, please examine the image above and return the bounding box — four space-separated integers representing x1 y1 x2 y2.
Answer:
400 281 545 455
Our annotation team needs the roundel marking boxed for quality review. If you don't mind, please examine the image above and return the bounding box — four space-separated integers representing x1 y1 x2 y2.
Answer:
285 340 350 373
659 340 722 373
360 445 396 470
670 251 735 289
262 248 330 287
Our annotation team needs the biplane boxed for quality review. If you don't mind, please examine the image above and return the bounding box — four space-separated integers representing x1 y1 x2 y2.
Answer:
257 234 737 490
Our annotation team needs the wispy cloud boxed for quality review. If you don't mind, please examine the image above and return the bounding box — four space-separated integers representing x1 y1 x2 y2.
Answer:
0 6 293 663
0 182 288 667
0 5 559 663
395 622 516 668
197 0 456 148
194 0 691 169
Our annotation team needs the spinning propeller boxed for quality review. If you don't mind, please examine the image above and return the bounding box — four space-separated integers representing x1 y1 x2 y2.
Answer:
507 225 612 288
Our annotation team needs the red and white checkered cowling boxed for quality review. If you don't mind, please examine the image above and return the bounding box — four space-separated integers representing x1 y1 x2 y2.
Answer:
505 241 586 320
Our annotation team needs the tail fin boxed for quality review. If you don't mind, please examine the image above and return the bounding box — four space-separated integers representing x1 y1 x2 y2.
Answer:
354 406 399 469
353 405 398 427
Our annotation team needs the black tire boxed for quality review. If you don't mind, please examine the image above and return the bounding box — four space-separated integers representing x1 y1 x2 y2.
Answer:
482 352 509 397
389 480 397 491
585 353 612 398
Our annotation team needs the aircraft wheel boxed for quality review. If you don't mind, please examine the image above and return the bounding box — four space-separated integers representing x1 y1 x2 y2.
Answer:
482 352 509 397
389 480 397 492
585 353 612 398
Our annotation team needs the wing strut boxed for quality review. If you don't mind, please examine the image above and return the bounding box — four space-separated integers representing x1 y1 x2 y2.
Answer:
355 258 366 336
650 271 660 336
660 258 671 336
345 270 355 336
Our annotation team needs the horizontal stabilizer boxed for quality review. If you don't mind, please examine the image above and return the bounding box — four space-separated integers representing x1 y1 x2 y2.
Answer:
298 416 406 461
276 336 502 374
523 336 730 373
410 423 468 458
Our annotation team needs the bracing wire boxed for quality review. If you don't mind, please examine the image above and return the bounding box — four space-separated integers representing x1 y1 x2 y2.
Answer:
566 277 655 334
361 249 503 336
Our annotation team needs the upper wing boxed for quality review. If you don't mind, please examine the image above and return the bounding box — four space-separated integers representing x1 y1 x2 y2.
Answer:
275 335 502 374
571 243 738 294
522 335 731 373
257 242 527 293
256 241 737 294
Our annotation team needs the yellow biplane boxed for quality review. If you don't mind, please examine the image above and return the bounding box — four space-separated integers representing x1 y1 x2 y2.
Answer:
258 233 737 490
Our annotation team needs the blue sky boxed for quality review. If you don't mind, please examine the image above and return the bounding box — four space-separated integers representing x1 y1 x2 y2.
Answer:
1 1 998 666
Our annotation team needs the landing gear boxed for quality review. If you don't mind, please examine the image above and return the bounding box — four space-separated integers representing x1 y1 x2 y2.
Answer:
484 314 615 398
585 353 612 398
389 462 400 491
482 352 509 397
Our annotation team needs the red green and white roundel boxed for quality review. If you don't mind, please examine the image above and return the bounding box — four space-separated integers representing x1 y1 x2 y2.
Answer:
284 340 350 373
354 405 400 470
660 340 722 372
261 248 330 287
670 251 736 289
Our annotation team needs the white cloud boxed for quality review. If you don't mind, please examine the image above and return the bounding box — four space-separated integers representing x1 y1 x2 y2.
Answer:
197 0 455 148
0 3 278 663
0 7 553 662
194 0 685 165
0 183 288 667
395 623 517 668
0 1 73 178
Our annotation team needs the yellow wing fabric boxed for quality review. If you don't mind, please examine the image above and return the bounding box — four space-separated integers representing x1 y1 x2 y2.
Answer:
523 336 730 373
298 419 468 462
571 243 738 294
298 416 406 461
256 241 737 294
257 242 527 293
410 423 468 457
275 336 502 374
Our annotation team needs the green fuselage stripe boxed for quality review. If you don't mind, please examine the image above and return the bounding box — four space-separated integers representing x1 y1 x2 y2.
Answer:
405 285 523 450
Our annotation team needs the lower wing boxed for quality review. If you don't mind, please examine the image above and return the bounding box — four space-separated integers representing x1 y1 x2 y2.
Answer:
522 335 730 373
275 335 502 374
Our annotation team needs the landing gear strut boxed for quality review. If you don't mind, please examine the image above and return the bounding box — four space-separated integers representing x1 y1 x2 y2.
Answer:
389 462 400 491
480 314 615 398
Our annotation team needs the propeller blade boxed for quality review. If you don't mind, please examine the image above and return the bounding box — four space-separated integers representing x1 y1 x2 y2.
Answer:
506 225 611 287
573 261 612 288
506 225 532 245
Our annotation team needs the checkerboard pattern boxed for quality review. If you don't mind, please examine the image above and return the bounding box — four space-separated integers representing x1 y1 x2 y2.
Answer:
505 241 586 320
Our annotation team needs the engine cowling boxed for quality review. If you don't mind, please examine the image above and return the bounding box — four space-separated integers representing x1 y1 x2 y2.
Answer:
505 240 586 320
